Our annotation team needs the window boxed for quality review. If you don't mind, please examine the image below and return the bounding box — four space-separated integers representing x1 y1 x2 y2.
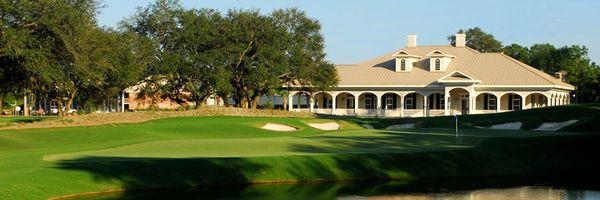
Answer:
124 92 130 98
512 98 521 110
404 93 416 109
483 94 497 110
365 96 373 109
405 98 413 109
434 59 441 70
386 96 394 109
346 95 355 109
508 94 522 110
400 59 406 71
428 93 445 109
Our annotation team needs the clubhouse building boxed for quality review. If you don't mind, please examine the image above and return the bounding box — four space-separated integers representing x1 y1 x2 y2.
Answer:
287 34 574 117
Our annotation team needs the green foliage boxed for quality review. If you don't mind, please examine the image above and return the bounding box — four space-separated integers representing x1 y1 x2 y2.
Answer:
123 2 338 109
450 27 600 103
447 27 502 52
502 44 530 63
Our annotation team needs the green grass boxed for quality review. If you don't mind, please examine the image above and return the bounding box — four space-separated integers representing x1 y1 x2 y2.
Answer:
354 103 600 131
0 105 599 199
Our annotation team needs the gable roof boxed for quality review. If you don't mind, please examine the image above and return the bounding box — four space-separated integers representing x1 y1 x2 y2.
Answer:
393 50 421 58
426 50 455 58
335 45 574 90
437 70 480 83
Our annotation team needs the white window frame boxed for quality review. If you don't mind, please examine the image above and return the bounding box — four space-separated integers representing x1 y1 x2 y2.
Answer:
400 59 406 71
365 96 373 109
386 96 394 109
405 97 414 109
488 97 496 110
435 59 441 71
512 98 521 110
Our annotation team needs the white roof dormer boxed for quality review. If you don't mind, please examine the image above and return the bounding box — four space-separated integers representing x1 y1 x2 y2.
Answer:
393 50 421 72
426 50 455 72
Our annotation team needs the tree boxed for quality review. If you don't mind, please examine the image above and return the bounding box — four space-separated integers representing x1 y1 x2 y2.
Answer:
222 8 337 108
448 27 502 52
502 44 530 64
120 2 338 109
528 43 558 73
554 45 599 103
0 0 107 116
159 8 229 108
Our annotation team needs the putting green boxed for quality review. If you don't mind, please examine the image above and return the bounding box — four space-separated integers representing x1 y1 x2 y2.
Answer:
43 130 473 162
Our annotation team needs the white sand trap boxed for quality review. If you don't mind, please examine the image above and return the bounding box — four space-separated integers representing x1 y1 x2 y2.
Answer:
307 122 340 130
489 122 522 130
533 120 578 131
362 124 375 129
261 123 297 131
387 123 415 130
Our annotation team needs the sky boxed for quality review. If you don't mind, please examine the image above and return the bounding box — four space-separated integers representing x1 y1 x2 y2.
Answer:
97 0 600 64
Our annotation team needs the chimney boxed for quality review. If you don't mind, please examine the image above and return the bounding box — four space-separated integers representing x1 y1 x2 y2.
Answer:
455 33 466 47
406 34 417 48
555 70 567 82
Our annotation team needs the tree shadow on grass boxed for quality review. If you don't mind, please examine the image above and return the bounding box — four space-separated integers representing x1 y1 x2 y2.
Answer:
55 134 600 199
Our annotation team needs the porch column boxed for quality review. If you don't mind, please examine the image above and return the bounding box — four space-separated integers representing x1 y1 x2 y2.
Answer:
496 95 501 113
444 92 450 116
309 95 314 113
468 96 475 114
399 95 404 117
287 92 293 111
423 95 428 117
121 92 125 113
521 95 526 110
331 94 337 115
376 94 382 117
354 95 359 115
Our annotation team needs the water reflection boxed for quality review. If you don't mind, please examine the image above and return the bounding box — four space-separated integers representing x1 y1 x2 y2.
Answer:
340 187 600 200
73 180 600 200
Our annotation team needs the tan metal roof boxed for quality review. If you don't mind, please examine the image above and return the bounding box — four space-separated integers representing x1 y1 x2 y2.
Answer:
335 45 574 90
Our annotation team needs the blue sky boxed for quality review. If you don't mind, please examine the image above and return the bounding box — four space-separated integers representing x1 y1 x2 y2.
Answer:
98 0 600 64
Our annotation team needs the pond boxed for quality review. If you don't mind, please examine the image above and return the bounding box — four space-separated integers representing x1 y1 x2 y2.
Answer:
71 177 600 200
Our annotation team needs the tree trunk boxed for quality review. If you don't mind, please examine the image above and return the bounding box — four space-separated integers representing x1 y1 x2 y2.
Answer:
0 95 4 112
282 95 288 110
23 94 29 116
240 97 249 108
250 96 260 109
57 99 64 117
65 92 76 116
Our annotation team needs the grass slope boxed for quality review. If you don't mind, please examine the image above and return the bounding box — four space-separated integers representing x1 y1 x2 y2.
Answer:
0 105 598 199
354 103 600 131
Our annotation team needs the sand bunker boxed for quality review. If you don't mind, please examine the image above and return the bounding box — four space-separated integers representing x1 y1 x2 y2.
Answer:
307 122 340 130
387 123 415 130
533 120 578 131
261 123 297 131
362 124 375 129
489 122 523 130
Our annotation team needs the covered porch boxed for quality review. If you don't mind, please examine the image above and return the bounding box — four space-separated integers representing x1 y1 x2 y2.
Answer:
288 88 570 118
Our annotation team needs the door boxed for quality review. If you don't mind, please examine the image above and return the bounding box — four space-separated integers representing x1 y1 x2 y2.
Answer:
460 94 469 114
346 96 355 109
